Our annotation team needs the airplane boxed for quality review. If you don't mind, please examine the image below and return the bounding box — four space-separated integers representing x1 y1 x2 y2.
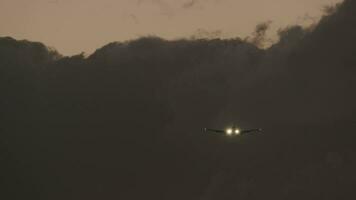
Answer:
204 125 262 136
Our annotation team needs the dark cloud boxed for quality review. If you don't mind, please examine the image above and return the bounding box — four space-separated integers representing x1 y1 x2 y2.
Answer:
182 0 199 9
1 0 356 199
322 2 342 15
246 20 273 48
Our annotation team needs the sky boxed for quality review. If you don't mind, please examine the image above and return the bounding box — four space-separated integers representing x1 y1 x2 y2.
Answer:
0 0 341 55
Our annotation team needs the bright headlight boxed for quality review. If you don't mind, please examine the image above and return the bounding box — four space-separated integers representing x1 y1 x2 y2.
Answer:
235 129 240 135
226 129 233 135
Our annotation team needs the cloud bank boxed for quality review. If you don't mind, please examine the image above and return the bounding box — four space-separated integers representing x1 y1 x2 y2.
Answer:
1 0 355 199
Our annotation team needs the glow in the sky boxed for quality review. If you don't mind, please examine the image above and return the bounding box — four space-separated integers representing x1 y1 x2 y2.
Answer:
0 0 342 55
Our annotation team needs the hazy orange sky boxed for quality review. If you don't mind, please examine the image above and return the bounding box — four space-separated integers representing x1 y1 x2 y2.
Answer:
0 0 341 55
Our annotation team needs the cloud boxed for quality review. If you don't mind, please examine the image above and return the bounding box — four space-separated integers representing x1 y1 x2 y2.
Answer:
182 0 199 8
246 20 273 48
1 0 356 199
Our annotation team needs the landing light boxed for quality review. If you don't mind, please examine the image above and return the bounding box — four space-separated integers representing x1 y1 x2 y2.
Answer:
235 129 240 135
226 129 233 135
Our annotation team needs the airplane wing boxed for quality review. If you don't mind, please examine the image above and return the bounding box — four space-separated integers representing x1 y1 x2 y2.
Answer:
240 128 262 134
204 128 225 133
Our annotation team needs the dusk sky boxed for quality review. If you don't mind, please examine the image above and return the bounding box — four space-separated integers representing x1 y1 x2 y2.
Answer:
0 0 341 55
2 0 356 199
